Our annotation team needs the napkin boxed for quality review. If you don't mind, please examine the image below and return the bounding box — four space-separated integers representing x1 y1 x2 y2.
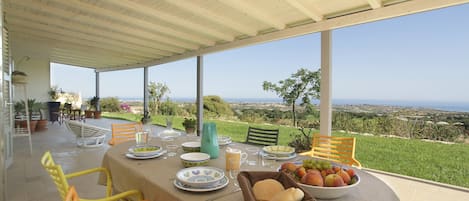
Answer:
238 171 316 201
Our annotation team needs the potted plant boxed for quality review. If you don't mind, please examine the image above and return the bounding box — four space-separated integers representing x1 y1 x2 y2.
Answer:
35 102 48 131
47 86 61 123
12 71 28 84
84 103 94 118
89 96 101 119
14 99 40 133
182 117 196 134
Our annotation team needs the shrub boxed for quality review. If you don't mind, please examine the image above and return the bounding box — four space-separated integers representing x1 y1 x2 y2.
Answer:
100 97 121 112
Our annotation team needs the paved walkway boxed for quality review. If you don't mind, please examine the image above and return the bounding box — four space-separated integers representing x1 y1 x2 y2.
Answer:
6 118 469 201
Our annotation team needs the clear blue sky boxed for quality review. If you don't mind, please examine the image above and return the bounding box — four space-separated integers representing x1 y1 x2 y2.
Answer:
51 4 469 103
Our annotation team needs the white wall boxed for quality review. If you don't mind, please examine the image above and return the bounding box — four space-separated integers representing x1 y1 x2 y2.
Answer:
12 56 50 102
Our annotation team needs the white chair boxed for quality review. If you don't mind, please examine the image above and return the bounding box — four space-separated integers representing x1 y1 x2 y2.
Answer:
65 120 109 148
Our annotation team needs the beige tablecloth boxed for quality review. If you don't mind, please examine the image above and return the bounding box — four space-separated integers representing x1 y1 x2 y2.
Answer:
100 138 399 201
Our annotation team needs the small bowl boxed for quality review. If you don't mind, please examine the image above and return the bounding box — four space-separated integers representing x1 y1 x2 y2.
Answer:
176 166 225 188
180 152 210 168
298 174 360 199
128 145 162 157
181 141 201 152
262 145 295 157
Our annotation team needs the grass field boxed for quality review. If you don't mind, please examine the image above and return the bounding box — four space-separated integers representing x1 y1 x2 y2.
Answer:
103 112 469 188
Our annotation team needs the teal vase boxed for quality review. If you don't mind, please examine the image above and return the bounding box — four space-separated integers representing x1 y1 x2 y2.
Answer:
200 122 219 159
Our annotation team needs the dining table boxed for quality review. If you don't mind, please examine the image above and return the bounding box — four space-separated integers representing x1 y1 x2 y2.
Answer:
99 134 400 201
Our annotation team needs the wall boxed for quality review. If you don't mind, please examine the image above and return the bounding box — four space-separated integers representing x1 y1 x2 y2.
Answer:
12 56 50 102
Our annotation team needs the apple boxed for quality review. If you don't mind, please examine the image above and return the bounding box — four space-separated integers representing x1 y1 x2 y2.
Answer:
346 169 356 177
337 170 351 184
332 166 341 173
281 162 297 173
301 172 323 187
324 174 345 187
306 169 321 175
295 166 307 178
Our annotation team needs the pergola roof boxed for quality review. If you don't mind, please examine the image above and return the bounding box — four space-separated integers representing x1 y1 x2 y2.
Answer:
4 0 468 72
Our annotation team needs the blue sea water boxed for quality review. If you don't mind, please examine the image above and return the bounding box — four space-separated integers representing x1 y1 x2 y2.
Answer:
118 97 469 113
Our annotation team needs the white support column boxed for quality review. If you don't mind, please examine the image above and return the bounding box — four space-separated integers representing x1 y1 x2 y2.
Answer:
95 71 100 111
196 56 204 136
320 30 332 136
143 67 149 121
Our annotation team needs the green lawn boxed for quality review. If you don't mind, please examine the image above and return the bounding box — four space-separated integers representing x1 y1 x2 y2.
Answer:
103 112 469 188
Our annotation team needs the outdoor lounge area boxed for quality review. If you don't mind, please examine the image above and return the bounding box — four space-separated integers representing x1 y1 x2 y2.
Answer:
6 118 469 201
2 1 469 201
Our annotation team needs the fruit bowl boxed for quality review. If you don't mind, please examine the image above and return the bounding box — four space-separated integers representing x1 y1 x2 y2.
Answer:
298 174 360 199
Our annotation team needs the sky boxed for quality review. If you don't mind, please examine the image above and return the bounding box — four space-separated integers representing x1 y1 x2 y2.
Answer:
51 4 469 103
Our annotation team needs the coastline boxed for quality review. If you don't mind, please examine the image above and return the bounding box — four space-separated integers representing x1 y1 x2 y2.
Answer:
117 97 469 113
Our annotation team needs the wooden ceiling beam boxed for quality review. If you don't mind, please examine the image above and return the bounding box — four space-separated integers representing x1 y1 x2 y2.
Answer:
48 0 214 46
8 0 198 50
9 17 170 58
285 0 324 22
367 0 383 9
7 9 185 54
10 30 147 62
105 0 234 41
166 0 258 36
219 0 286 30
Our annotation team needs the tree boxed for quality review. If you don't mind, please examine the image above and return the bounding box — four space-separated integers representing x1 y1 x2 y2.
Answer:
263 68 321 127
148 82 170 115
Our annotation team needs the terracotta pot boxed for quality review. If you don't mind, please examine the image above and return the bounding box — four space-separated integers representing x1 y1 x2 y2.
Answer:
94 111 102 119
185 127 196 134
29 120 38 133
85 110 94 118
36 120 48 132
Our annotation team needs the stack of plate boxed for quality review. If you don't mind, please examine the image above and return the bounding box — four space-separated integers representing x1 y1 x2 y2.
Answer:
217 136 232 146
126 145 166 159
174 167 229 192
261 145 297 160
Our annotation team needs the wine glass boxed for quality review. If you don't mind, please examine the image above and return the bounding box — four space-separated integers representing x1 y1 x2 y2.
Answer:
228 158 241 188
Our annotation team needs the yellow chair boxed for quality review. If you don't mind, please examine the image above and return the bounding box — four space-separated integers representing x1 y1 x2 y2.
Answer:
300 134 362 167
108 122 142 145
41 151 144 201
65 186 145 201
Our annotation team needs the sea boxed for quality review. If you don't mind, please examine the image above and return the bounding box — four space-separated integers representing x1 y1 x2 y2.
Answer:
118 97 469 113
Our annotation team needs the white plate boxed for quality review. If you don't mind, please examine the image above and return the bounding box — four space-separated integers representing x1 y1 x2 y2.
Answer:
176 166 225 188
128 145 163 157
218 140 232 146
173 176 229 192
260 150 296 161
158 129 181 138
125 150 166 160
262 145 295 156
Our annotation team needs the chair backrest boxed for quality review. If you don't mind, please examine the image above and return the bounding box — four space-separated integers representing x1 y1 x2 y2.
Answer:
310 134 361 167
63 103 72 115
65 120 110 138
41 151 69 201
65 186 79 201
245 126 279 146
109 122 142 145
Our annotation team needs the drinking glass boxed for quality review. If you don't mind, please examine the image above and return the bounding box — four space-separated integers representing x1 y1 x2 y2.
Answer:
135 131 149 147
166 144 179 157
261 154 276 168
161 137 175 158
228 158 240 187
245 147 259 166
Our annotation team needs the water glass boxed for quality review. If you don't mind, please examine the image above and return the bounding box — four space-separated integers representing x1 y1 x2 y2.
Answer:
261 154 276 168
135 131 149 147
228 158 240 187
245 147 259 166
166 144 179 157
